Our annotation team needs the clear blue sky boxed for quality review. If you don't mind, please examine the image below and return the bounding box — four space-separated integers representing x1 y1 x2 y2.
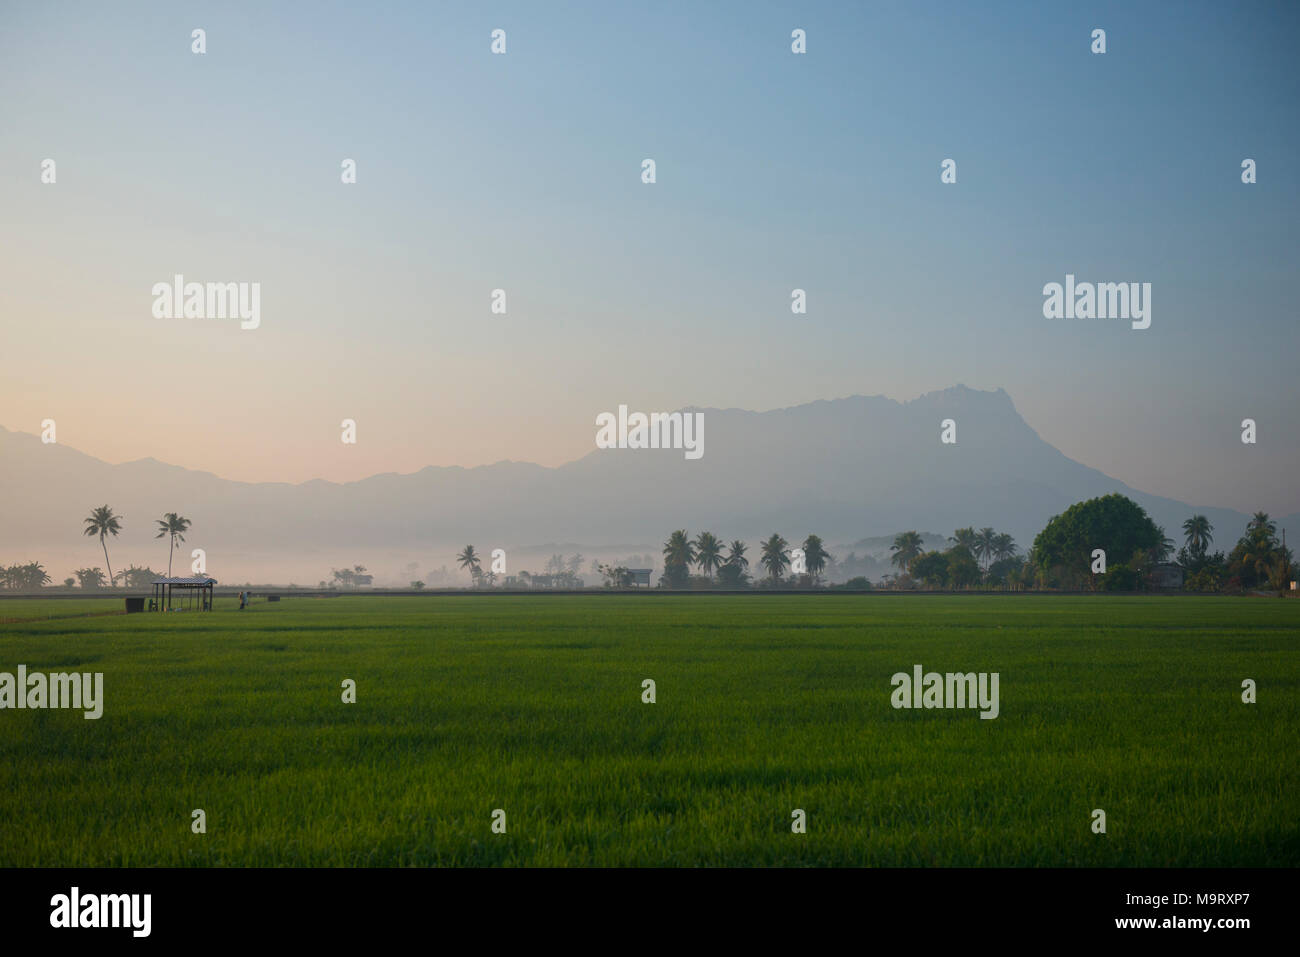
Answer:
2 0 1297 514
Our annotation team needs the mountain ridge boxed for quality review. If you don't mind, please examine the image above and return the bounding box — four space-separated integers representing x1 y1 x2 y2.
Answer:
1 386 1289 583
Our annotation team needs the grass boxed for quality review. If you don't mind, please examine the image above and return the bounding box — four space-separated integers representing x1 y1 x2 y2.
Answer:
0 597 125 624
0 594 1295 866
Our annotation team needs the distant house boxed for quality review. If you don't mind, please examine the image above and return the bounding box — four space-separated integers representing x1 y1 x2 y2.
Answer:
627 569 652 588
1150 563 1184 589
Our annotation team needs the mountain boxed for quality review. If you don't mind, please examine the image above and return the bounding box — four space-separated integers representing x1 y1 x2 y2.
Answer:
0 387 1285 583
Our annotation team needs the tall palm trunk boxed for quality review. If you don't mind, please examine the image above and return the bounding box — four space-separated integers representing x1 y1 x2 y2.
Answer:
167 534 175 577
101 533 114 588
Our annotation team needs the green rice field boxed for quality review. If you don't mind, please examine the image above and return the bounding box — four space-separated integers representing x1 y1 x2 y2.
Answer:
0 594 1295 866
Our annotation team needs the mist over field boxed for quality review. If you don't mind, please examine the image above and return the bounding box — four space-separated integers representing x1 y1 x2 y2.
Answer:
2 387 1290 586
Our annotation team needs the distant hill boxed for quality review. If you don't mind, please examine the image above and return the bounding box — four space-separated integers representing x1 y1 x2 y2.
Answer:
1 386 1287 583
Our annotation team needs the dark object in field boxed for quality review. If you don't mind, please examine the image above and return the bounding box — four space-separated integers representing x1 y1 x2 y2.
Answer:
124 597 145 614
267 595 280 602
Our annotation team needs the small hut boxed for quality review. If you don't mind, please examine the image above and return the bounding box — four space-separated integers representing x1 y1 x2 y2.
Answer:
151 577 217 611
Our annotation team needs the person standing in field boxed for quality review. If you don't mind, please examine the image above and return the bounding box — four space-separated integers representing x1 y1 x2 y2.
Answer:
239 591 246 610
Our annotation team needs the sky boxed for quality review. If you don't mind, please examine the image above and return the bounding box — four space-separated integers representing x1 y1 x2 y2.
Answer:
2 0 1298 515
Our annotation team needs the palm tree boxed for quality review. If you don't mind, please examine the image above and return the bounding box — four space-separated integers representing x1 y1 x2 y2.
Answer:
890 531 924 571
154 512 192 577
759 533 790 582
83 505 123 587
1182 515 1213 556
725 539 749 570
662 530 696 569
1149 527 1175 563
948 527 977 552
1247 512 1277 543
457 545 481 578
992 533 1017 564
802 534 830 584
975 527 997 570
694 532 725 580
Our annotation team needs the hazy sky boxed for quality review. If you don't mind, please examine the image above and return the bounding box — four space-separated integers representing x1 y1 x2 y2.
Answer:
2 1 1297 514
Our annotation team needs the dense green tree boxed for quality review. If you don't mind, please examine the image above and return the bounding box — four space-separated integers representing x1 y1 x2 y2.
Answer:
987 555 1026 588
1031 494 1163 587
116 565 162 589
1102 563 1139 591
716 561 749 588
2 562 51 590
946 545 981 588
74 567 107 589
909 551 949 588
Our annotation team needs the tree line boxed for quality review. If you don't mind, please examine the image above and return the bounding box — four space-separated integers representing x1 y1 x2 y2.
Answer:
884 495 1291 594
638 496 1292 594
0 505 192 590
0 497 1291 594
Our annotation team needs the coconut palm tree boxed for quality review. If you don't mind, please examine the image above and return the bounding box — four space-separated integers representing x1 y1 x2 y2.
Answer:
1247 512 1277 542
457 545 481 578
661 530 696 587
83 505 123 588
759 533 790 582
992 533 1017 563
694 532 725 580
662 530 696 569
1181 515 1213 556
725 539 749 570
802 534 830 584
975 527 997 570
890 531 924 571
948 527 977 552
1149 527 1175 563
154 512 192 578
